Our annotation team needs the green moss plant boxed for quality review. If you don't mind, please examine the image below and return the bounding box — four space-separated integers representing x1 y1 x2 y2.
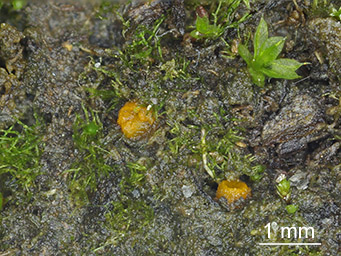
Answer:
286 204 298 214
65 104 111 205
190 0 250 40
103 161 154 246
0 115 44 192
238 17 305 87
330 5 341 21
276 177 291 200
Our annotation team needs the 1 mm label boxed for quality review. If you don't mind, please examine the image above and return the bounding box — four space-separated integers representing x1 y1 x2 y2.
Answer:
265 222 315 239
258 222 321 246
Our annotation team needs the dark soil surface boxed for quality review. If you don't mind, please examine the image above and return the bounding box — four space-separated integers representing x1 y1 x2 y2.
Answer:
0 0 340 255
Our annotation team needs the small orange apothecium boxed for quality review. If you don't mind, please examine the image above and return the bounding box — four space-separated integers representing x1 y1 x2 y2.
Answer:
117 101 155 139
216 179 251 204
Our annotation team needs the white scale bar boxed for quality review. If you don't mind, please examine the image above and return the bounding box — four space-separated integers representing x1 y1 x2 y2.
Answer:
259 243 321 246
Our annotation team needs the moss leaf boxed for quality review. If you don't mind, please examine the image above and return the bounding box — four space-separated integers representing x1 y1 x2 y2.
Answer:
257 37 285 66
253 17 268 57
248 66 265 87
261 58 303 79
238 43 252 66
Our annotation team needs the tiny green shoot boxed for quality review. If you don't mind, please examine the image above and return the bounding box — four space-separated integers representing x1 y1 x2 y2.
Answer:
276 177 291 200
238 17 306 87
250 164 265 181
190 14 224 39
330 6 341 21
124 16 165 64
286 204 299 214
190 0 250 40
11 0 26 10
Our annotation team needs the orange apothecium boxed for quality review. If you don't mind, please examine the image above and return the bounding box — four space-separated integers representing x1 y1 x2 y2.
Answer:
117 101 155 139
216 179 251 204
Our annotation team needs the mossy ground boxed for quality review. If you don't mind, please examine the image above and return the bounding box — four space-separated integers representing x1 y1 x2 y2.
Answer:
0 0 340 255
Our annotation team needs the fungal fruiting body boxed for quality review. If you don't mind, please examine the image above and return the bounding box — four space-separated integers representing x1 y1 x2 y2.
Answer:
117 101 155 139
216 180 251 204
